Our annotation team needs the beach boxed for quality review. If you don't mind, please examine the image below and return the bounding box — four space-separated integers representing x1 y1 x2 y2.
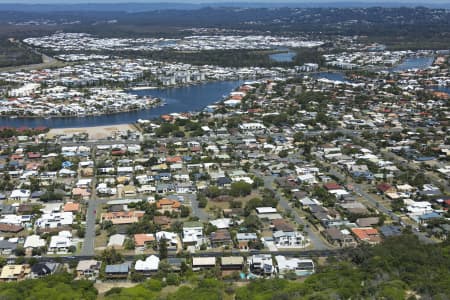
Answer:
47 124 136 140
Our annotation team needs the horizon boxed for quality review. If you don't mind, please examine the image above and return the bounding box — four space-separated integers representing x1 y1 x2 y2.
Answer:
2 0 450 4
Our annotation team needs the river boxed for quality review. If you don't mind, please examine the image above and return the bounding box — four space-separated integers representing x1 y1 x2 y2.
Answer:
0 80 242 128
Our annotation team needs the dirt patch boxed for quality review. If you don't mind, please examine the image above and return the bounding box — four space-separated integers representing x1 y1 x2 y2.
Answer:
95 281 138 295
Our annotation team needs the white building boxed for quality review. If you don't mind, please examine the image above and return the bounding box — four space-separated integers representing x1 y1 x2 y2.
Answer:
134 255 160 274
48 231 72 254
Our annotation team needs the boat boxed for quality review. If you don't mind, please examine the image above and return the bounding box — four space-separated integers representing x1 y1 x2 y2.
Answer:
9 116 17 119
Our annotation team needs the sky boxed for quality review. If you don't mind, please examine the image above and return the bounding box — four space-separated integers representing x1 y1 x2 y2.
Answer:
2 0 450 3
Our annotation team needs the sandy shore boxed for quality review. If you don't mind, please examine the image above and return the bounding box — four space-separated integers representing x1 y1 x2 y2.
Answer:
47 124 136 140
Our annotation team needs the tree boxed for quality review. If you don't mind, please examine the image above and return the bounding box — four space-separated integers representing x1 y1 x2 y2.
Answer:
159 238 168 260
180 205 190 218
100 247 123 264
230 181 252 197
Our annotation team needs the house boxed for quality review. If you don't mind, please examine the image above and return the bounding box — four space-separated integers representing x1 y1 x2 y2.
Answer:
0 240 17 255
101 210 145 225
167 257 186 272
35 211 73 229
182 221 204 248
379 225 403 238
249 254 275 275
156 198 181 213
221 256 244 270
154 216 172 229
72 188 91 200
63 202 80 213
24 235 46 250
134 234 155 250
351 227 381 245
48 231 73 254
192 257 216 270
273 231 308 248
105 262 131 279
9 189 30 202
324 227 357 248
356 217 380 227
30 262 60 279
0 264 30 281
275 256 315 276
76 260 101 280
155 231 179 252
210 229 232 248
0 223 24 234
107 234 126 249
134 255 160 275
376 183 396 194
236 233 258 250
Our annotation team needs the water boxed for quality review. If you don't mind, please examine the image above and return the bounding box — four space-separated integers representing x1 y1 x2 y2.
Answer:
269 50 296 62
388 56 434 72
312 72 347 82
0 80 242 128
431 86 450 94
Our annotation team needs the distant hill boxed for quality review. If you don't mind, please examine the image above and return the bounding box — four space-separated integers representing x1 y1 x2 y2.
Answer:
0 2 449 13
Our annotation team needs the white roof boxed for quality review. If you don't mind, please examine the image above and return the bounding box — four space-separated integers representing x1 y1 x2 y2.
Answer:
135 255 160 271
24 235 46 248
107 234 125 247
256 207 277 214
192 257 216 266
209 218 232 229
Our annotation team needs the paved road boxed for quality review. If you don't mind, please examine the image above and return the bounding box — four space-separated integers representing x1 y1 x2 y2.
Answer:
258 172 331 251
188 194 210 221
80 198 109 256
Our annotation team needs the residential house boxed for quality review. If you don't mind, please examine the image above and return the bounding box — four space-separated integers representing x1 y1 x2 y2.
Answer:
351 227 381 245
134 234 155 250
101 210 145 225
236 233 258 250
221 256 244 270
104 262 131 279
182 221 204 249
48 231 73 254
273 231 308 248
30 262 60 279
0 240 17 255
0 264 30 281
192 257 216 270
210 229 232 248
323 227 357 248
76 260 101 280
275 256 315 276
156 198 181 213
134 255 160 275
249 254 275 276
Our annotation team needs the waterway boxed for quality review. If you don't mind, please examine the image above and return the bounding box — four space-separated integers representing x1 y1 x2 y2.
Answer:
0 57 435 129
388 56 435 72
0 80 241 128
269 50 297 62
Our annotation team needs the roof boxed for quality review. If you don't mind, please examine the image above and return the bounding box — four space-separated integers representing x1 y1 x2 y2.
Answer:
76 260 100 271
105 262 130 274
183 221 203 228
135 255 160 271
221 256 244 265
323 183 342 190
134 234 155 247
351 227 381 244
192 257 216 266
156 198 181 209
63 202 80 212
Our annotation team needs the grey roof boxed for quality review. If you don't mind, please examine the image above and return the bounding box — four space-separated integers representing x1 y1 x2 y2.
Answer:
105 262 130 273
0 240 17 250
